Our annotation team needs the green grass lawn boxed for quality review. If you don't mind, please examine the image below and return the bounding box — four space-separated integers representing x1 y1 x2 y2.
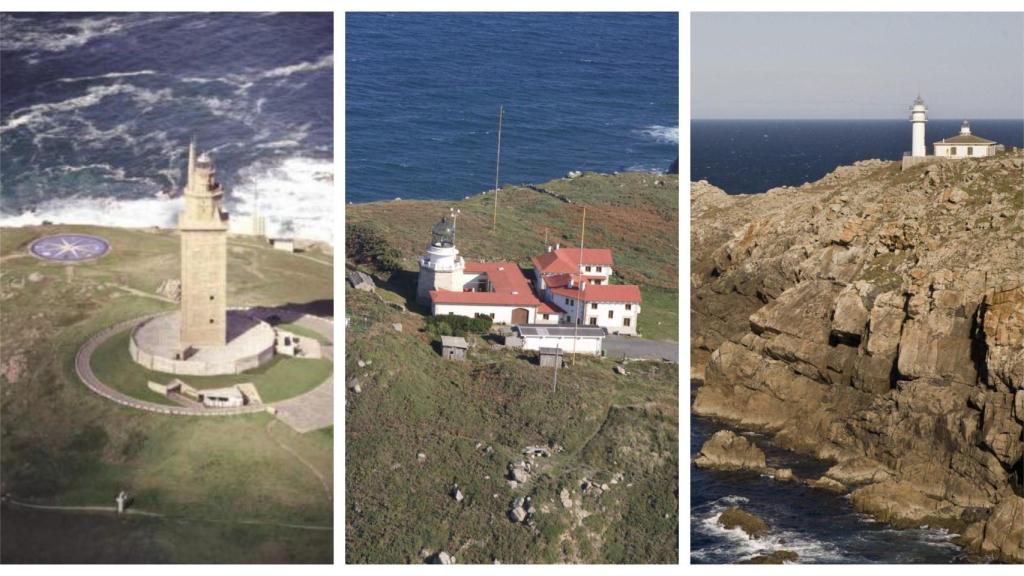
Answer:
275 322 330 345
90 330 332 405
1 225 333 563
638 286 679 341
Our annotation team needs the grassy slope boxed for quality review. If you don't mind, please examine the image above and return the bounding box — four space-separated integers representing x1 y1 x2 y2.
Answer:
347 172 679 341
0 224 333 563
345 287 679 563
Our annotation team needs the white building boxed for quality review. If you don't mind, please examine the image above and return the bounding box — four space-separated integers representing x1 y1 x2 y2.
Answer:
515 325 606 355
231 213 266 237
418 217 642 335
933 121 1003 159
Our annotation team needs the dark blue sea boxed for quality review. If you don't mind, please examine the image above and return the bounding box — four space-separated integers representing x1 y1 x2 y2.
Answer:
346 13 679 204
692 119 1024 194
691 415 972 564
1 13 334 242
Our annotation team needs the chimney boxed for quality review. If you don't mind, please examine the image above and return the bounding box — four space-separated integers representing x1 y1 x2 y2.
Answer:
555 243 560 250
547 245 552 253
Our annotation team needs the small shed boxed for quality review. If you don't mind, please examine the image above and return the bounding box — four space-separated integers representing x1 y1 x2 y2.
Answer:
538 347 564 368
440 335 468 361
269 238 296 253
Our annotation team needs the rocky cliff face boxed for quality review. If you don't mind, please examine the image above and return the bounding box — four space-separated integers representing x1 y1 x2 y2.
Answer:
691 152 1024 562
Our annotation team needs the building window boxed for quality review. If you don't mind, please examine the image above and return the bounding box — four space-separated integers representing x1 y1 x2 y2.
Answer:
585 266 591 272
590 303 597 310
624 318 631 327
951 147 957 156
608 310 614 319
967 147 973 156
588 317 597 326
542 314 549 320
489 313 495 319
595 266 602 273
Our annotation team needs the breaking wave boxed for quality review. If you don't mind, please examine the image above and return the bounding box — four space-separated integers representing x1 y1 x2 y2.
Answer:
638 124 679 145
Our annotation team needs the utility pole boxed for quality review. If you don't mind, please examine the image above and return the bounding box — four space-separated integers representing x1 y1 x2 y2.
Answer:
493 104 504 232
571 206 586 366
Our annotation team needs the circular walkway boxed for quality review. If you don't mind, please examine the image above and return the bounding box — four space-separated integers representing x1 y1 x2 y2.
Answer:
75 311 333 426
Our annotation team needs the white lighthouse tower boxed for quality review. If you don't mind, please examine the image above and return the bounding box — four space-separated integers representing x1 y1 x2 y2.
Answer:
416 211 465 305
910 95 928 157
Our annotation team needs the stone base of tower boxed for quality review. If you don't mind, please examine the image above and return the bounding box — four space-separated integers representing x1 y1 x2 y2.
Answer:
901 155 942 171
130 310 275 376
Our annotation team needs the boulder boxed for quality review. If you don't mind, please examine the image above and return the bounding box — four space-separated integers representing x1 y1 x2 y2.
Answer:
27 272 44 283
831 287 869 343
850 481 960 529
739 550 799 564
694 430 767 471
559 488 572 509
718 507 769 538
773 468 795 482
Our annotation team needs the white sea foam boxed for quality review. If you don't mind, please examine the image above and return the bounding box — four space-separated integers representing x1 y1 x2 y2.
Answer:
0 14 126 53
638 124 679 145
232 156 334 245
693 495 844 564
0 195 179 230
2 156 334 246
56 70 157 83
1 83 173 134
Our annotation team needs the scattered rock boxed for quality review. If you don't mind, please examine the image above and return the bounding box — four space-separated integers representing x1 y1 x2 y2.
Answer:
718 507 770 538
559 488 572 509
565 170 582 179
614 365 628 375
27 272 44 283
449 483 463 503
773 468 795 482
392 323 403 332
806 475 847 494
1 352 28 383
428 551 454 564
155 278 181 301
417 452 426 463
357 359 366 368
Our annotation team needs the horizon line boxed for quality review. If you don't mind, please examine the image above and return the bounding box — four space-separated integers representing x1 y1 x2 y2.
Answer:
692 117 1024 122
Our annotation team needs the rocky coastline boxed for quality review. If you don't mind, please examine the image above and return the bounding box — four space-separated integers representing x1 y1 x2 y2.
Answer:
691 151 1024 562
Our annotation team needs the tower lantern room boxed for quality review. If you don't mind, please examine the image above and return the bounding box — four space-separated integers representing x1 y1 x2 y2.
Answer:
416 212 465 304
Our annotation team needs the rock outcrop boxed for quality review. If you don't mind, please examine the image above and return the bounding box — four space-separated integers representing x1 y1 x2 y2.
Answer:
693 430 767 471
691 152 1024 563
718 506 770 538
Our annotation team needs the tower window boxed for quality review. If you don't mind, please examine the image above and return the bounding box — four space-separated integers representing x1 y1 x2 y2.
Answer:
209 295 215 301
209 319 214 324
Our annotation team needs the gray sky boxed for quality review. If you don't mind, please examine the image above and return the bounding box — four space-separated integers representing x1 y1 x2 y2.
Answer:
692 12 1024 119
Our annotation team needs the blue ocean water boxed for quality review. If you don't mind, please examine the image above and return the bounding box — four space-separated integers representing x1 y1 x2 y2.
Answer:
346 13 678 204
692 119 1024 194
690 416 969 564
0 12 334 242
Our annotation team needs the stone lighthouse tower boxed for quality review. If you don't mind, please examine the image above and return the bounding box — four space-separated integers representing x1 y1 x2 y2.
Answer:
910 95 928 157
179 140 228 349
416 211 465 305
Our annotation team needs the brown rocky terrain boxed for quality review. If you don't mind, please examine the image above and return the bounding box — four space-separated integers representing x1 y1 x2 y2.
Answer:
691 150 1024 563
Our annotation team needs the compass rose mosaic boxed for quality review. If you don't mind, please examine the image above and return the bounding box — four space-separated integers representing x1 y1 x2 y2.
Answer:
29 234 111 262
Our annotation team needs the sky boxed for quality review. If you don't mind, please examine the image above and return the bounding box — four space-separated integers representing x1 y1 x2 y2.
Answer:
692 12 1024 119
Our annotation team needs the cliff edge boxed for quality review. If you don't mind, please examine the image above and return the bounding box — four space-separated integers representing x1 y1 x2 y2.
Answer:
691 151 1024 562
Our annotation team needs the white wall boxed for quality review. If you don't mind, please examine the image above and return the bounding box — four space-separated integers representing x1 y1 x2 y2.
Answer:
582 301 640 335
521 335 603 355
934 143 997 159
433 303 535 324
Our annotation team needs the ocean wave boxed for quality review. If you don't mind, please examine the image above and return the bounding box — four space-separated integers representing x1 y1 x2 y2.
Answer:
0 195 179 230
0 83 173 134
0 14 127 53
693 495 844 564
56 70 158 83
638 124 679 145
232 156 334 244
1 155 334 246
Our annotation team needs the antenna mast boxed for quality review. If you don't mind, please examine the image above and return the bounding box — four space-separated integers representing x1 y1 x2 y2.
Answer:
493 104 504 231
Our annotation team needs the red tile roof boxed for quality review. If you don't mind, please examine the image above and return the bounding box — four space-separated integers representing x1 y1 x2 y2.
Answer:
537 301 564 315
544 273 607 289
430 262 543 307
550 283 642 303
532 247 614 274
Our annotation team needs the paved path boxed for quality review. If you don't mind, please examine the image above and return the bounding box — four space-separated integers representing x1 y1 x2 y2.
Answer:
75 311 334 431
603 335 678 363
270 314 334 433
